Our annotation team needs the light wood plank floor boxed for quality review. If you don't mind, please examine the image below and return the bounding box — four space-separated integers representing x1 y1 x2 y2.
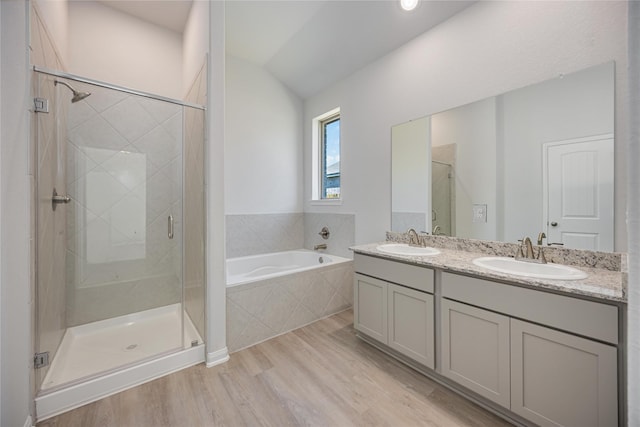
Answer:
38 310 512 427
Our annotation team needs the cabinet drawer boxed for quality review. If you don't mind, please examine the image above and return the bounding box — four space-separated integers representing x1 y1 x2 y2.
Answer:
354 254 434 293
442 272 618 344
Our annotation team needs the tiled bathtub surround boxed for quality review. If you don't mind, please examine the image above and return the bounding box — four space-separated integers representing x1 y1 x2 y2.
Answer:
226 212 356 259
226 213 304 258
304 213 356 259
386 231 625 272
226 260 354 352
226 212 355 258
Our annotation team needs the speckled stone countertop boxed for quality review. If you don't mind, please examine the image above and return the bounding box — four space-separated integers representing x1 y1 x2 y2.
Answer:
351 241 627 303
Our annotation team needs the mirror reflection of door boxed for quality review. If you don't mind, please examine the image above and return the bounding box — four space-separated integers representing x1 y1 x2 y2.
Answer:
544 135 614 251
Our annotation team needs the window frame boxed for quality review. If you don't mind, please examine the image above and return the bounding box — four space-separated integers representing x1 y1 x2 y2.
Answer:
311 107 342 204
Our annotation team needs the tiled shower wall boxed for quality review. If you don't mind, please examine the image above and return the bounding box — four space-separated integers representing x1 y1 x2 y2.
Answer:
64 82 184 326
31 3 68 389
183 63 207 341
226 212 355 259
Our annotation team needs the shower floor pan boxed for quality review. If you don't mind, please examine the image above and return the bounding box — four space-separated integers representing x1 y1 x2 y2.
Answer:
36 303 205 421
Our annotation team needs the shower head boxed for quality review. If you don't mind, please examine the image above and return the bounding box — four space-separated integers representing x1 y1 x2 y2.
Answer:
54 80 91 103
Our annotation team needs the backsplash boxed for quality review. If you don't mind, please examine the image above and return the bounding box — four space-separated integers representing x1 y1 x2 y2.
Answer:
226 213 355 259
304 213 355 259
386 231 624 272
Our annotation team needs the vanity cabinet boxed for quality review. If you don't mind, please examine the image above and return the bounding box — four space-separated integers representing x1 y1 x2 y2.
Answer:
440 299 510 408
510 319 617 427
388 283 434 367
441 272 619 427
354 254 435 369
354 274 388 343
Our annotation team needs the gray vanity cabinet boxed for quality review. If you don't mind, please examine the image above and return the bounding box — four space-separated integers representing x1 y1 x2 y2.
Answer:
510 319 618 427
441 272 619 427
354 274 388 343
354 254 435 369
388 283 434 368
440 299 511 408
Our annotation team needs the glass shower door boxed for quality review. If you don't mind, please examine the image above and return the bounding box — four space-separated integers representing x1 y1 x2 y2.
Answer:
35 71 185 392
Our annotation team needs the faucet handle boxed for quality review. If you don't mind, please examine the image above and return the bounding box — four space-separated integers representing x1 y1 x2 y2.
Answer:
536 246 547 263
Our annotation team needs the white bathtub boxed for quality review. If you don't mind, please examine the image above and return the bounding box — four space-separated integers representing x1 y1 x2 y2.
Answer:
226 249 350 287
225 250 354 352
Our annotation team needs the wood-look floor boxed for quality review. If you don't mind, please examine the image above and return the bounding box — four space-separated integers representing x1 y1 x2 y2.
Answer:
38 310 512 427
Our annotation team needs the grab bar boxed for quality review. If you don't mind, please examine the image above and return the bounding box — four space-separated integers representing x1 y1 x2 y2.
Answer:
168 215 174 239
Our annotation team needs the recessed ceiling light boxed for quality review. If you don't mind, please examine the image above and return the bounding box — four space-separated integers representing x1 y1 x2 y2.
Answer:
400 0 419 12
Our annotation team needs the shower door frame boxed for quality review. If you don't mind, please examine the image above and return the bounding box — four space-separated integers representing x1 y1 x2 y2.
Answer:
32 66 206 398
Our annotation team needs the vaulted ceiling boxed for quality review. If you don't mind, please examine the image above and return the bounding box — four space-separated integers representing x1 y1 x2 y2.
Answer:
98 0 474 99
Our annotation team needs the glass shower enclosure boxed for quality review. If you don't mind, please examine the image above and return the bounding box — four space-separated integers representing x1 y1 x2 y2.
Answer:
33 68 206 394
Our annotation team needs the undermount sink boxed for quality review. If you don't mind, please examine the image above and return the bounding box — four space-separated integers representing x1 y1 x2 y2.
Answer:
376 243 440 256
472 256 588 280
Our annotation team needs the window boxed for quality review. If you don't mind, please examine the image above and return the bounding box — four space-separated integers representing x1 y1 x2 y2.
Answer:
312 108 341 201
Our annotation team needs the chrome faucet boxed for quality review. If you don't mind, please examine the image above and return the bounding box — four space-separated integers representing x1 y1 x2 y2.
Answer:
314 243 327 251
516 236 546 264
432 225 441 235
407 228 421 246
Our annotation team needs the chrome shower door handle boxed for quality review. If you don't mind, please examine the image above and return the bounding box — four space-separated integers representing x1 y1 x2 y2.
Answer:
51 188 71 211
168 215 174 239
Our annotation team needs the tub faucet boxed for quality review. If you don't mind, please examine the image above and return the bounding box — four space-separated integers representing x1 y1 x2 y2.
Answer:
314 243 327 251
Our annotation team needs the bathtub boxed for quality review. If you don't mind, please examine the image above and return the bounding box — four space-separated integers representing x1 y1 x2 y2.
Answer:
226 250 354 352
227 249 348 286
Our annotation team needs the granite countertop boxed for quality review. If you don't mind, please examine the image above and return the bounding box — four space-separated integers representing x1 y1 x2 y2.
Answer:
351 242 627 303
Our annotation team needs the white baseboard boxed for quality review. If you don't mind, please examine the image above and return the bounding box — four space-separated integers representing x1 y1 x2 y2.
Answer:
206 347 229 367
35 345 205 422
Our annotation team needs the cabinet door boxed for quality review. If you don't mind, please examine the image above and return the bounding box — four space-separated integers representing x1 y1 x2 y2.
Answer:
510 319 617 427
387 283 434 369
354 274 387 343
441 299 511 408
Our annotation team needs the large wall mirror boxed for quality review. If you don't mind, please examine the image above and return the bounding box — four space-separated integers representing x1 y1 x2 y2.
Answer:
391 62 615 252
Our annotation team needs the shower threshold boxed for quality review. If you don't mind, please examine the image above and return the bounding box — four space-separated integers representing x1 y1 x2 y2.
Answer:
35 304 204 420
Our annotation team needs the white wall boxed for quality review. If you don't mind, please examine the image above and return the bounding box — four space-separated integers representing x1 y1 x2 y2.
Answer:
68 1 183 99
33 0 68 66
1 1 32 426
206 0 228 365
304 1 628 248
183 0 208 98
432 97 497 241
225 55 303 214
627 3 639 424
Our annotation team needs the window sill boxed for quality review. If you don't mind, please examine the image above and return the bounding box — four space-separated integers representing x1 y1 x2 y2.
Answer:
310 199 343 206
